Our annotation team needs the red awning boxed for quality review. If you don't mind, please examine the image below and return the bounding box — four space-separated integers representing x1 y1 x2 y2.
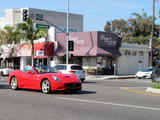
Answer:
14 42 54 58
34 42 54 58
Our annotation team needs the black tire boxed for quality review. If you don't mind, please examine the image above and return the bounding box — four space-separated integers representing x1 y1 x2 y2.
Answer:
41 79 51 94
81 78 85 83
1 71 4 76
10 77 18 90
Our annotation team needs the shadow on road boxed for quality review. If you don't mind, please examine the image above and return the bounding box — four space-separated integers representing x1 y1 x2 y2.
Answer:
52 90 96 95
0 84 10 89
83 81 99 84
10 89 96 95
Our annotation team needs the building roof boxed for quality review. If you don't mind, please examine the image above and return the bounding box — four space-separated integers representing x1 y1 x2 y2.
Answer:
55 31 122 57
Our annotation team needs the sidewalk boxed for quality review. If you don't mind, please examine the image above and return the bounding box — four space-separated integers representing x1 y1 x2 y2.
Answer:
86 74 135 80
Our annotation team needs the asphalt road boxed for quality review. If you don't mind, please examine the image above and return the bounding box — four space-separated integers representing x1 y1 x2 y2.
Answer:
0 77 160 120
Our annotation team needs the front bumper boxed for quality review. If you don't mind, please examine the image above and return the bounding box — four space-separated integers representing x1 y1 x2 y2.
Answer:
51 82 82 91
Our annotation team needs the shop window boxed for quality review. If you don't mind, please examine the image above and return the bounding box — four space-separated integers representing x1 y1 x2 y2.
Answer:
132 52 137 56
139 51 143 56
125 50 131 56
43 58 47 65
36 14 44 21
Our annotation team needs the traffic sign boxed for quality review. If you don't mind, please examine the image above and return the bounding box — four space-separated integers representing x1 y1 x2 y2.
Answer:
36 24 50 29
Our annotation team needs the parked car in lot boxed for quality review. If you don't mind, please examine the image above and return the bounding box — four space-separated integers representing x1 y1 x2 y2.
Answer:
135 67 154 79
53 64 85 82
8 66 82 94
0 67 14 76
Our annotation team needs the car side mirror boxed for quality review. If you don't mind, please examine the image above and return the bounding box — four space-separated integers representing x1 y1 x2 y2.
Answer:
26 71 34 75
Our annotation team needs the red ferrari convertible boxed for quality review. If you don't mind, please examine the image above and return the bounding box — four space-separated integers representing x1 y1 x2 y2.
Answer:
8 66 82 94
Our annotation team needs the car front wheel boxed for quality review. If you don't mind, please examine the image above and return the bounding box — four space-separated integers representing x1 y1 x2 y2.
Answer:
10 77 18 90
41 79 51 94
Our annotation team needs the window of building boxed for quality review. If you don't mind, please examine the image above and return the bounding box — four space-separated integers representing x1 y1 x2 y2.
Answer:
125 50 131 56
132 52 137 56
139 51 143 56
36 14 44 21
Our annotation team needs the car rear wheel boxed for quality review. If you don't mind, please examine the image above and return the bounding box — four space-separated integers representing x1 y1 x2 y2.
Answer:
10 77 18 90
41 79 51 94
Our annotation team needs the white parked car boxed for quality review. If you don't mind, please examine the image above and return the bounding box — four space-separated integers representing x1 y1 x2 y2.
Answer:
0 67 14 76
135 67 154 79
53 64 85 82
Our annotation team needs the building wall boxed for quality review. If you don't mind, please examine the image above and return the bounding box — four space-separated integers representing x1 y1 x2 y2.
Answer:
0 8 83 32
82 57 97 69
116 43 150 75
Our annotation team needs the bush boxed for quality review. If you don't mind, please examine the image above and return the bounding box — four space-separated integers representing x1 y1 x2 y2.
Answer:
152 83 160 89
84 67 114 75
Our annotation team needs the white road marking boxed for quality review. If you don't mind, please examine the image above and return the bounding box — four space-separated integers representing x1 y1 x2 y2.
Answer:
56 97 160 111
120 87 148 89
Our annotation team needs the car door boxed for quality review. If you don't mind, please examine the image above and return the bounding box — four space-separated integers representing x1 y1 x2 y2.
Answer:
23 66 39 89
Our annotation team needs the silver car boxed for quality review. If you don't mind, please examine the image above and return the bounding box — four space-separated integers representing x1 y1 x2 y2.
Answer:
53 64 85 82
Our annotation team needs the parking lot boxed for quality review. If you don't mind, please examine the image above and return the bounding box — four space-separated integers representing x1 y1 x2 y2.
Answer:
0 76 160 120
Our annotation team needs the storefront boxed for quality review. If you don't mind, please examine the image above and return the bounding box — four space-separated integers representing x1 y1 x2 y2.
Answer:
13 42 54 70
55 31 122 73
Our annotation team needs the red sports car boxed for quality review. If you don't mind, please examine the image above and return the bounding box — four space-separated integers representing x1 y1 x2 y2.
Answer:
8 66 82 94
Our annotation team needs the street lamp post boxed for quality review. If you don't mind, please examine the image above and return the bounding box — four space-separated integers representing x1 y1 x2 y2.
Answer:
149 0 155 67
66 0 69 64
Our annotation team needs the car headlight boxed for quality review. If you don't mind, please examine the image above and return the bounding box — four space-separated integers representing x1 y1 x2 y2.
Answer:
52 76 62 81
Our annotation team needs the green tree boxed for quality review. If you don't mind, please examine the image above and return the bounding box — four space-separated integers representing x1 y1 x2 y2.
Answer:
0 26 22 66
17 17 47 66
104 11 160 45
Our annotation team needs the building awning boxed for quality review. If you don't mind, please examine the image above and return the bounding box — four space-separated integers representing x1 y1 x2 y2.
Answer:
56 31 122 57
13 42 54 58
97 47 121 56
34 42 54 58
55 46 121 57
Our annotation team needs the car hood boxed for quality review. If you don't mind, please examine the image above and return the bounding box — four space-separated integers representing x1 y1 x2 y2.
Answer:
43 73 81 82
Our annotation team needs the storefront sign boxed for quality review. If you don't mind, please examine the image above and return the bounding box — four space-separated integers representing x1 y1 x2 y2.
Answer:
36 50 44 56
99 34 117 47
69 36 84 45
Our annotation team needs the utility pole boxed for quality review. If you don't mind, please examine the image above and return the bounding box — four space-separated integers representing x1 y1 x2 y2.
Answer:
149 0 155 67
66 0 69 64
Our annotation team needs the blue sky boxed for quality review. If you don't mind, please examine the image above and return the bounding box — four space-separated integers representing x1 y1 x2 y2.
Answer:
0 0 159 31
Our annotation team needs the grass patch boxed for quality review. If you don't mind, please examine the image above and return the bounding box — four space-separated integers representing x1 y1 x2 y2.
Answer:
152 84 160 89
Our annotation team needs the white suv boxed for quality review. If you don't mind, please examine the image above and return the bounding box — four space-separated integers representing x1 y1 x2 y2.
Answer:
53 64 85 82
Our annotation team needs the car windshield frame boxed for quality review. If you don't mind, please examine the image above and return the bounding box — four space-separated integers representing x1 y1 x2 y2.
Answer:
35 66 59 74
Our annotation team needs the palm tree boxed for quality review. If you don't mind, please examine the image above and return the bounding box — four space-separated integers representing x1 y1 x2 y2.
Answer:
0 26 22 66
17 17 47 66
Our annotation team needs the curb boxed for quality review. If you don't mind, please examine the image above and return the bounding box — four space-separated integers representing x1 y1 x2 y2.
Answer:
86 76 135 80
146 87 160 94
109 76 135 79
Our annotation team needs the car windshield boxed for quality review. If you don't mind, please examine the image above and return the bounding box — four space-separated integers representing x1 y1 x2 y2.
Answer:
71 65 83 70
142 68 153 72
35 66 59 74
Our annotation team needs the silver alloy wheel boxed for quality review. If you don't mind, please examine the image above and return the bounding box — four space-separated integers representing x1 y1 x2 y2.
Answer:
41 80 50 94
11 77 18 90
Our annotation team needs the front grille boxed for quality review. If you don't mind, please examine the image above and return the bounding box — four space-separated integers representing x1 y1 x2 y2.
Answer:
65 83 81 88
